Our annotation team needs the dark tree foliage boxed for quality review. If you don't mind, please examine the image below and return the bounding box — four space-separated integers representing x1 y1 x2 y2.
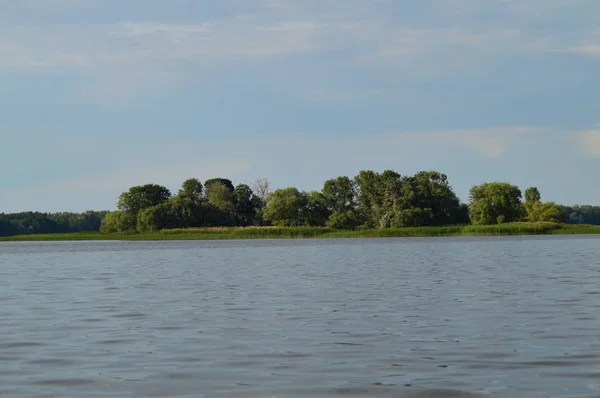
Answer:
117 184 172 214
560 205 600 225
0 211 108 237
204 178 235 192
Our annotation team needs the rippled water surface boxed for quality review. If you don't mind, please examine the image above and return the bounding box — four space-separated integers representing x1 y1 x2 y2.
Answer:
1 236 600 397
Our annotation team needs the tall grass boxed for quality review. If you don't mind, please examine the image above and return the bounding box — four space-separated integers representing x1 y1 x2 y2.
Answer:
2 222 600 242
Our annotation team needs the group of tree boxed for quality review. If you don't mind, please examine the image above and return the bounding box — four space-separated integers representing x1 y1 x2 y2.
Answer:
3 171 600 237
468 184 564 224
262 171 471 229
100 178 268 233
99 170 574 234
0 211 107 237
559 205 600 225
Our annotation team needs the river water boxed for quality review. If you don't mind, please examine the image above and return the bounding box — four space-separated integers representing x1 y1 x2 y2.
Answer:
1 236 599 397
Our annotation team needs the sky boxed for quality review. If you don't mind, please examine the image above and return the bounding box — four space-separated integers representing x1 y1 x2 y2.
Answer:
1 0 600 212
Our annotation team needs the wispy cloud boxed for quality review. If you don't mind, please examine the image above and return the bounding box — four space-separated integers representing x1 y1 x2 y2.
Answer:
0 17 321 71
1 0 595 71
431 127 540 158
573 125 600 157
565 44 600 58
1 0 598 104
371 127 543 159
358 27 529 64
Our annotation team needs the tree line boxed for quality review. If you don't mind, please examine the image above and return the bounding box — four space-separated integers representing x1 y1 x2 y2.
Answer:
2 170 600 237
0 211 107 237
97 170 592 233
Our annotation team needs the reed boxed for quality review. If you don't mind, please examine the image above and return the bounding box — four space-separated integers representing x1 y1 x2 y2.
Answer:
2 223 600 241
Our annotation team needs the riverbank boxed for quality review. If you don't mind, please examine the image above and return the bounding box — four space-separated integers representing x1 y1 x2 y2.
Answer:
1 222 600 241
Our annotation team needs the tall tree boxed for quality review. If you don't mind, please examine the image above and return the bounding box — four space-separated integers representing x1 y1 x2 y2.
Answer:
179 178 203 202
524 187 541 203
354 170 381 226
396 171 463 227
523 186 542 221
117 184 172 215
116 184 171 231
322 176 356 213
303 191 331 227
263 188 308 227
523 187 564 222
469 182 522 225
205 182 234 213
232 184 258 226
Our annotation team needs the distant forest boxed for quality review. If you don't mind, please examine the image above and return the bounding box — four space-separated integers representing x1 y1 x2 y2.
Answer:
0 211 107 237
1 170 600 237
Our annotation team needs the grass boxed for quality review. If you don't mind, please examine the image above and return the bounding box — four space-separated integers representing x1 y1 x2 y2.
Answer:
2 222 600 242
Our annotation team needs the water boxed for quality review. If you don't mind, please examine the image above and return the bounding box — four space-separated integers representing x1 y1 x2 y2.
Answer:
1 236 600 397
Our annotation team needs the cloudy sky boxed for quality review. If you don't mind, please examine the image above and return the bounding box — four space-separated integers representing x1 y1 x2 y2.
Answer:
1 0 599 212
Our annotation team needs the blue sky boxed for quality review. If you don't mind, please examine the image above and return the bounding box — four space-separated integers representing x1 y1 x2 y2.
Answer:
1 0 600 212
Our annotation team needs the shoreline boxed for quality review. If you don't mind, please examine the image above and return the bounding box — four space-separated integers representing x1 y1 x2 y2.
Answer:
1 223 600 242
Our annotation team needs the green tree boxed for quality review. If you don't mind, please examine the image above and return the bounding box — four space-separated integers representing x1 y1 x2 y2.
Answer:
204 178 234 193
100 211 134 233
523 186 541 221
326 210 361 229
116 184 171 231
354 170 381 227
263 188 308 226
117 184 171 215
524 187 541 203
0 218 18 237
560 205 600 224
469 182 522 225
205 182 234 214
322 176 356 213
304 191 331 227
522 187 564 222
395 171 463 227
169 195 207 228
321 176 360 229
527 201 565 223
354 169 404 228
179 178 203 202
137 202 180 232
232 184 258 226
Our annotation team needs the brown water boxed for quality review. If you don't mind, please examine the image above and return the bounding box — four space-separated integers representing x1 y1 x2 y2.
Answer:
1 236 600 397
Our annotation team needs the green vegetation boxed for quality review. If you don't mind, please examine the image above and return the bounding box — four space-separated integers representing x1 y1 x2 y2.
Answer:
2 169 600 240
2 223 600 242
0 211 107 237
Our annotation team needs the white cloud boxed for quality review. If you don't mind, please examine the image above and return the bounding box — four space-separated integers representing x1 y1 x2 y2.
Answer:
371 126 542 159
433 127 538 158
565 44 600 58
0 17 321 71
573 127 600 157
0 0 592 71
432 0 596 18
0 0 598 104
